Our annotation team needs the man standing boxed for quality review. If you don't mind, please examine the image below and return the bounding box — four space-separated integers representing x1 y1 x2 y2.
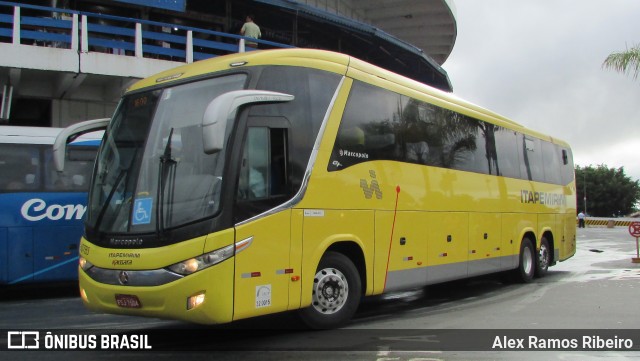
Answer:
240 14 261 49
577 211 586 228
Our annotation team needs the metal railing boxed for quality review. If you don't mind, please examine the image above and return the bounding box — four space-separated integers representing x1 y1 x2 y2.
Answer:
0 1 292 62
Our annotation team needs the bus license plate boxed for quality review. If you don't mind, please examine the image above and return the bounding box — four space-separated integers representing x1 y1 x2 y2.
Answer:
115 294 142 308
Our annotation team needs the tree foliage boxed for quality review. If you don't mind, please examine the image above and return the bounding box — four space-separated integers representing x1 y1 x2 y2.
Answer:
602 44 640 80
575 165 640 217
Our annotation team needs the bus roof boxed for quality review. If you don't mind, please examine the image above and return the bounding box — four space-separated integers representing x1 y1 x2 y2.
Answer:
127 48 352 92
0 126 103 145
126 48 570 148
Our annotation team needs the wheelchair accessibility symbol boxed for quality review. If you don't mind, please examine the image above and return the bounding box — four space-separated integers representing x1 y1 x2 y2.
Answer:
132 197 152 225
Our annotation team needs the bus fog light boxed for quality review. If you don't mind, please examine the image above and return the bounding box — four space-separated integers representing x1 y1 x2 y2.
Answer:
80 288 89 303
187 292 205 310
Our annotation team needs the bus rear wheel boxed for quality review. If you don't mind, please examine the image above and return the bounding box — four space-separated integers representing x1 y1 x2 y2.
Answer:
536 237 550 278
515 237 535 283
298 252 361 329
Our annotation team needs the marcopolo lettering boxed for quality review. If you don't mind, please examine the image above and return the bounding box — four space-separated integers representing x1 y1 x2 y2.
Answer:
109 238 144 247
21 198 86 222
339 148 369 159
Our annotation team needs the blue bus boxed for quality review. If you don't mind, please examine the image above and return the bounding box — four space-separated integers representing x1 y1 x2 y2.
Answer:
0 125 103 285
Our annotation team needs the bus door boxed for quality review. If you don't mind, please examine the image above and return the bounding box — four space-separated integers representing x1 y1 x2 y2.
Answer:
233 124 294 320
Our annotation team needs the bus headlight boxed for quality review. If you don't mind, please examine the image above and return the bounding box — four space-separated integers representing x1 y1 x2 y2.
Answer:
167 245 234 275
79 257 93 271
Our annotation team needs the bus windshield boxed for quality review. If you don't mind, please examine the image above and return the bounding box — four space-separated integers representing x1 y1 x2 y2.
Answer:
87 74 247 234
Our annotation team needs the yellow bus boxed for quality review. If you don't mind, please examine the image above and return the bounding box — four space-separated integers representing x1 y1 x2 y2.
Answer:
56 48 576 329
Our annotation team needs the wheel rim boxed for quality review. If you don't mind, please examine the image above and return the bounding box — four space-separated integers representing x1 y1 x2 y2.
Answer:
538 243 549 270
523 245 534 275
311 267 349 315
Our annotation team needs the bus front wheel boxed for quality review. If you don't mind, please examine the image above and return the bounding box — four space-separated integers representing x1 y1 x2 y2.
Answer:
298 252 361 329
515 238 535 283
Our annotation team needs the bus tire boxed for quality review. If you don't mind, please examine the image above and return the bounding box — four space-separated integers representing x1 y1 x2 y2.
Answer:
298 251 362 329
535 236 550 278
515 237 535 283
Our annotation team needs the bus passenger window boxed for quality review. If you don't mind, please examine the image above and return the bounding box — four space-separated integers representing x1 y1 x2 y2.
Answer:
0 144 41 192
542 141 562 184
521 136 544 182
495 129 520 178
560 147 574 185
44 146 97 192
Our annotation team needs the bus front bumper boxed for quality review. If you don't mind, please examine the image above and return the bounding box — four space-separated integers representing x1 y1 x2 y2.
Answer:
78 259 235 325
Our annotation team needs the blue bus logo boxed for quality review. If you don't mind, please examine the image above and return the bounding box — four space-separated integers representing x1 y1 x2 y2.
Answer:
20 198 87 222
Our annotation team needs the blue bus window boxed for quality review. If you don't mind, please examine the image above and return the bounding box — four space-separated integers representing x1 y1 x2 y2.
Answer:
0 144 41 191
44 147 97 192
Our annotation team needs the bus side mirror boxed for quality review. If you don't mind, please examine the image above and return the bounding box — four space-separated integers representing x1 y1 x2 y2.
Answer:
53 118 110 172
202 90 294 154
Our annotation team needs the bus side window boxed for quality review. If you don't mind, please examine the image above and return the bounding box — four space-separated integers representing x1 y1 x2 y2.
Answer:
44 147 96 192
237 127 289 202
520 136 544 182
238 127 268 200
0 144 40 192
559 146 574 185
542 141 562 184
495 129 520 179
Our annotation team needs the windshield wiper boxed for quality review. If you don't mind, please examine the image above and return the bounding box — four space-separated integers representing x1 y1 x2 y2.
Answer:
160 127 176 164
157 128 177 235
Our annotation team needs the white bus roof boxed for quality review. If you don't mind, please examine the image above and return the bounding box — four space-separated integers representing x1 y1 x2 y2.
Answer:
0 126 103 145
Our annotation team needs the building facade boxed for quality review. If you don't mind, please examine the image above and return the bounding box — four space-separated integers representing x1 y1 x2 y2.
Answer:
0 0 456 127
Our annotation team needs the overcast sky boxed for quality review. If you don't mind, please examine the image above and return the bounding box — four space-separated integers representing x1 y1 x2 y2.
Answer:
442 0 640 182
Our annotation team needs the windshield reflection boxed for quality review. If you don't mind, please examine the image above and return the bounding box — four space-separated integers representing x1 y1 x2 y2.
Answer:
87 74 247 234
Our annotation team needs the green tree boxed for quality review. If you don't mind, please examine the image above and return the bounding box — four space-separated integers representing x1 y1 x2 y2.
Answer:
575 165 640 217
602 44 640 79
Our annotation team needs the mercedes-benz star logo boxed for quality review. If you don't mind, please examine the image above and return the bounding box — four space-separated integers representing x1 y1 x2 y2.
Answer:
118 271 130 285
